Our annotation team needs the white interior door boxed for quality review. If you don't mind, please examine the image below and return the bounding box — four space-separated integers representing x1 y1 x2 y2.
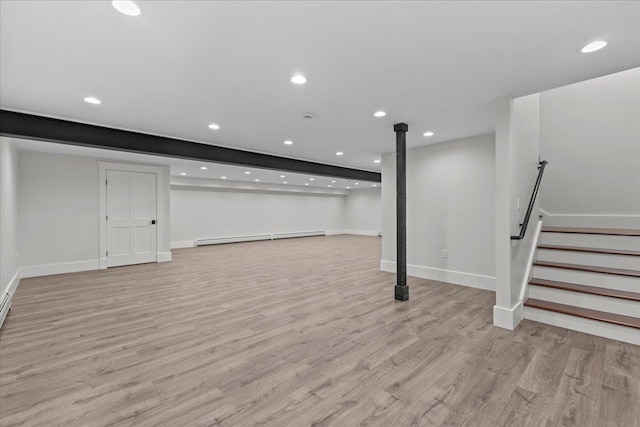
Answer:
106 170 157 267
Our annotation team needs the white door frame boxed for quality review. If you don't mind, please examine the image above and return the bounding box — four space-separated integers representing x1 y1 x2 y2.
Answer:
99 162 165 269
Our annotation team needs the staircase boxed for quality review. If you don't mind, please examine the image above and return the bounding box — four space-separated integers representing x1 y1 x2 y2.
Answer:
523 226 640 345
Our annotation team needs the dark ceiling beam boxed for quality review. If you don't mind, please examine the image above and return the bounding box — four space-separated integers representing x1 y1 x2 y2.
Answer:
0 110 381 182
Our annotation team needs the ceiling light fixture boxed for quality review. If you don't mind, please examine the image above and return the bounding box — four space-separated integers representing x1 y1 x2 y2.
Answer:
221 176 227 179
374 159 381 163
328 185 332 188
283 181 288 184
112 0 140 16
208 123 220 130
200 166 207 170
355 182 359 185
373 184 377 187
305 183 309 186
346 186 350 189
291 74 307 84
245 171 251 175
180 172 186 176
309 178 314 181
374 111 386 117
83 96 102 105
280 175 285 178
254 179 260 182
336 152 344 156
423 131 434 137
284 140 293 145
581 40 607 53
331 180 336 183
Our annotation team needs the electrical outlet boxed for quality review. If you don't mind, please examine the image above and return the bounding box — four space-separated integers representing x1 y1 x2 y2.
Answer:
442 249 448 259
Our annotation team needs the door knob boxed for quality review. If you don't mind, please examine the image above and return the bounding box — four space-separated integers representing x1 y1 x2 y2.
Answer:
151 220 156 225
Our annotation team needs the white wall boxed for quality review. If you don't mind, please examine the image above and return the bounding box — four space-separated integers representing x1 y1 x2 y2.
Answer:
540 67 640 227
170 183 348 246
345 187 381 235
0 137 20 297
381 134 496 290
493 95 542 329
18 150 171 275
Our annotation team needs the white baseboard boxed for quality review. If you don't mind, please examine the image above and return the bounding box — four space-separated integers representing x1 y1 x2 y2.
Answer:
380 260 496 291
493 302 523 330
171 240 195 249
326 230 347 236
20 259 100 279
158 252 172 262
344 230 381 236
539 210 640 228
0 269 21 329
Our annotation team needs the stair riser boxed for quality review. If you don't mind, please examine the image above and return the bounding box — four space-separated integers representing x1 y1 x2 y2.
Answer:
528 286 640 318
539 233 640 251
523 306 640 345
537 249 640 270
533 266 640 293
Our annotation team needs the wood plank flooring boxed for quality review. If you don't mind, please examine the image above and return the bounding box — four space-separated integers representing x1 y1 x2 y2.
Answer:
1 235 638 426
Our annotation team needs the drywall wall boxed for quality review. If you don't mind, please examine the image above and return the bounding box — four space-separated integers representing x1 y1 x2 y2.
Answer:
170 183 347 246
381 134 496 290
540 67 640 227
18 149 171 275
0 137 20 296
345 187 381 234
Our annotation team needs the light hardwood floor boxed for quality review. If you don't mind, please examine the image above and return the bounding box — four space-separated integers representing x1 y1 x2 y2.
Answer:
1 235 638 426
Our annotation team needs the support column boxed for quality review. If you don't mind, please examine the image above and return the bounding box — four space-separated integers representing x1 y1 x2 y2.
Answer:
394 123 409 301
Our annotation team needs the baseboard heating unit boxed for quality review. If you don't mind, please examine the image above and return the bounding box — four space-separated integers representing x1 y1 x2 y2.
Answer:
195 231 326 246
0 292 12 329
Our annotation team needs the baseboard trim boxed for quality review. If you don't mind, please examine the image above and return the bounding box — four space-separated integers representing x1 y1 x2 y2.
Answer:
539 209 640 228
171 241 195 249
20 260 100 278
380 260 496 291
344 230 381 236
158 252 172 262
493 302 524 330
0 269 21 329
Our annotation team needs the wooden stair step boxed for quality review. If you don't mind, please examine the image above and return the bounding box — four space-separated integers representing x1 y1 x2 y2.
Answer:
541 227 640 236
533 261 640 278
529 278 640 302
537 244 640 257
524 298 640 329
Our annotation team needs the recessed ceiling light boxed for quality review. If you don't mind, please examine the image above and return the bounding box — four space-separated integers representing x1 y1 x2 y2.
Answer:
374 111 386 118
374 159 381 163
328 185 332 188
291 74 307 84
221 176 227 179
336 152 344 156
112 1 140 16
254 179 260 182
200 166 207 170
283 181 288 184
83 96 101 105
355 182 359 185
373 184 377 187
346 186 350 189
180 172 186 176
581 40 607 53
305 183 309 186
245 171 251 175
423 131 434 137
280 175 285 178
309 178 314 181
284 140 293 145
208 123 220 130
331 180 336 183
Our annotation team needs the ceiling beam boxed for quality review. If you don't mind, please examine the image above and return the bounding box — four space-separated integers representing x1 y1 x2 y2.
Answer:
0 110 381 182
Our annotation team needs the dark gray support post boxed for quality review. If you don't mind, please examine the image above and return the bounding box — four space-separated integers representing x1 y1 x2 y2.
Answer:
394 123 409 301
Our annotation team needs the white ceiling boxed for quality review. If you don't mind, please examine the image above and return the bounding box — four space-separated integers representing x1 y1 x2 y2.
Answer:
2 1 639 172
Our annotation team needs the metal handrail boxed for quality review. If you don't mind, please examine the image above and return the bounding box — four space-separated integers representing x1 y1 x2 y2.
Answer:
511 160 548 240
